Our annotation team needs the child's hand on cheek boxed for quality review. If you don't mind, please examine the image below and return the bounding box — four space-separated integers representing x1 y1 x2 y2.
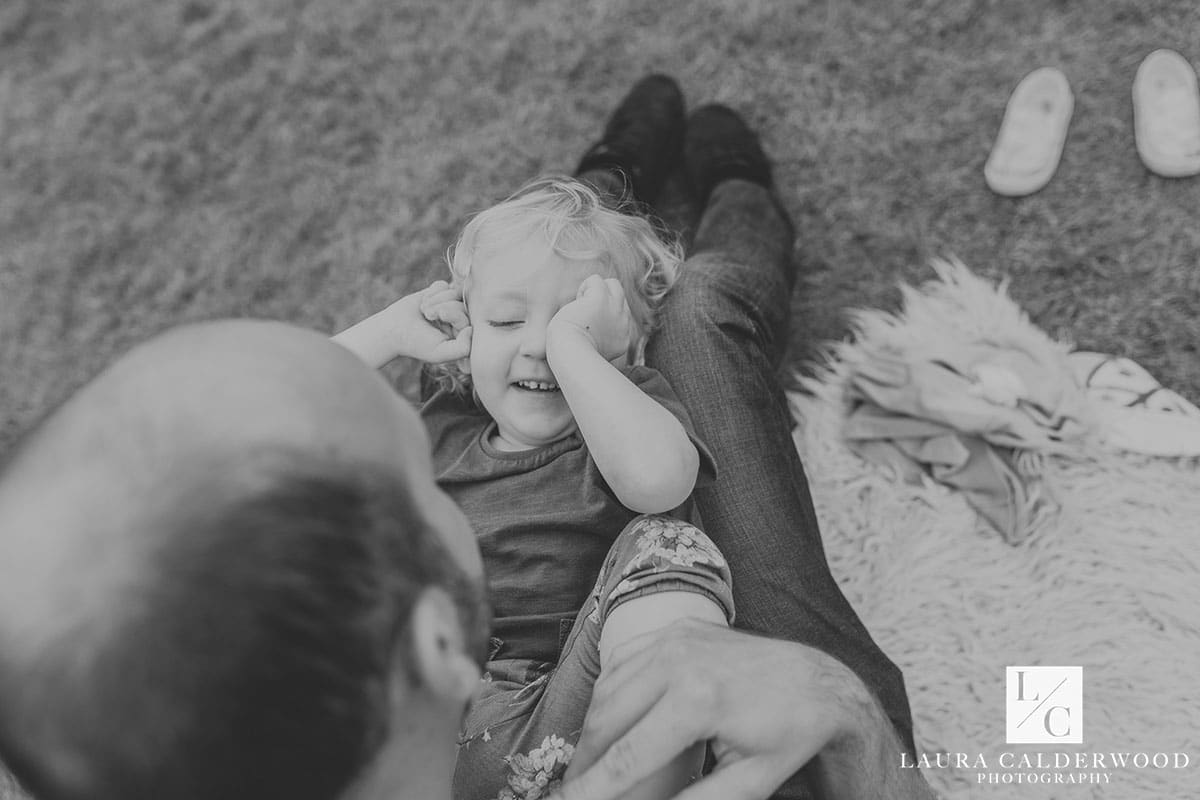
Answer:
548 275 633 362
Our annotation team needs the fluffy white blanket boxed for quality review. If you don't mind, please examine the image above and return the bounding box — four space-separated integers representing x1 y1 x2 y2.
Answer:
789 265 1200 798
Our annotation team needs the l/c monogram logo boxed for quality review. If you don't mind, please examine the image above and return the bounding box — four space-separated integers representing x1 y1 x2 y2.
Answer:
1005 666 1083 744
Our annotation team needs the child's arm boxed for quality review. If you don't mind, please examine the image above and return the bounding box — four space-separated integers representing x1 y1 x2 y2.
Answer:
333 281 472 369
547 276 699 514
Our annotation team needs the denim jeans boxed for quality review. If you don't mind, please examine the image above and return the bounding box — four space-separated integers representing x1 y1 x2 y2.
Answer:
629 178 916 799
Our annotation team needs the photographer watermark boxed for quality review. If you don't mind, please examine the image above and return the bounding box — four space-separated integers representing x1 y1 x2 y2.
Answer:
898 666 1193 787
901 749 1191 786
1006 665 1081 744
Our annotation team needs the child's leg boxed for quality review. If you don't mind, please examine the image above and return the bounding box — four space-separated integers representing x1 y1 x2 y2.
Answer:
566 515 734 800
594 590 728 798
453 515 733 800
600 590 727 668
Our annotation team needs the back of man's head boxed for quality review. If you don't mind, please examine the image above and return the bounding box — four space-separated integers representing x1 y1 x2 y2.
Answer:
0 321 484 800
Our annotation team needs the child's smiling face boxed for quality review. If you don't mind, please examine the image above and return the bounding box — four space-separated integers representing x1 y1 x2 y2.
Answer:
465 236 606 451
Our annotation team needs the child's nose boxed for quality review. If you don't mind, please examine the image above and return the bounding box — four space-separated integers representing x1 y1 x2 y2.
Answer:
518 325 547 359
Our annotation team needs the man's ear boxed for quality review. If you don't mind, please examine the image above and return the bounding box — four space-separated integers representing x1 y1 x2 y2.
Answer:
405 586 480 704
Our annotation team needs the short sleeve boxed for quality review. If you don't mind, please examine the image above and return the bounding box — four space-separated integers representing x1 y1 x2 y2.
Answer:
420 388 490 472
621 364 717 488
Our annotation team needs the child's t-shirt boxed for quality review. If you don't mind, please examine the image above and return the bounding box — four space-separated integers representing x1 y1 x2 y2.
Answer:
421 364 715 665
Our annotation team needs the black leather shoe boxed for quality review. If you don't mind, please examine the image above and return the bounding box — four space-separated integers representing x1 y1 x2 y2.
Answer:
575 74 685 205
683 104 773 204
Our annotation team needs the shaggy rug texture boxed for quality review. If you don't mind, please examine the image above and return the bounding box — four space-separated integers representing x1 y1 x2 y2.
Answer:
789 270 1200 799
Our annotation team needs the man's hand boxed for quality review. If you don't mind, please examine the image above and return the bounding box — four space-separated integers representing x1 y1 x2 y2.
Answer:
552 622 934 800
548 275 633 363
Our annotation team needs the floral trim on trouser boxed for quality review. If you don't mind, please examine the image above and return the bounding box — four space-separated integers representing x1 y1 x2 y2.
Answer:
612 515 728 598
494 735 576 800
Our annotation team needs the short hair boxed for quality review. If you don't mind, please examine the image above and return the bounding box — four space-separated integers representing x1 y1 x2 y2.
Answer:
431 176 684 394
0 447 483 800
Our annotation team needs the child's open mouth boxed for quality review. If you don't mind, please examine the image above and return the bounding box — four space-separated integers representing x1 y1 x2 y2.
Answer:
514 380 560 392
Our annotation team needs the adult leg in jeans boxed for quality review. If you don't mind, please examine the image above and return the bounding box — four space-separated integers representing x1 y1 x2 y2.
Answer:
643 110 915 798
575 83 914 795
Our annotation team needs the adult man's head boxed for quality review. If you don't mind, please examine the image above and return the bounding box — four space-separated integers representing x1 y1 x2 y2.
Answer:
0 320 488 800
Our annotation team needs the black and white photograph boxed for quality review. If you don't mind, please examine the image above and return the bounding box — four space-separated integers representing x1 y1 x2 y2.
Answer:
0 1 1197 798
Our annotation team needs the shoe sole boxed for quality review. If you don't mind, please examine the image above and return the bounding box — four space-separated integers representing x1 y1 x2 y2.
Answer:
984 67 1073 197
1133 49 1200 178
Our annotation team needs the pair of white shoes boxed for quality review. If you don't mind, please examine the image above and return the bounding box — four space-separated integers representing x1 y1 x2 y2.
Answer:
985 49 1200 196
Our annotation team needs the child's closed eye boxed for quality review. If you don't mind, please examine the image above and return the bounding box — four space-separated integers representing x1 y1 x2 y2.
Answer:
487 320 523 329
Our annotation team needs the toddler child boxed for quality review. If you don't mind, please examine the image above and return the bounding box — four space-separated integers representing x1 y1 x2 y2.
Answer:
335 177 734 800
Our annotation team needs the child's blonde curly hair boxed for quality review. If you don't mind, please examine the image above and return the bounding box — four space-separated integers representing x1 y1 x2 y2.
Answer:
431 176 684 394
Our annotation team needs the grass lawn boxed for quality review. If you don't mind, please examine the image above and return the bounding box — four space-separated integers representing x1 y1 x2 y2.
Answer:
1 0 1198 795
